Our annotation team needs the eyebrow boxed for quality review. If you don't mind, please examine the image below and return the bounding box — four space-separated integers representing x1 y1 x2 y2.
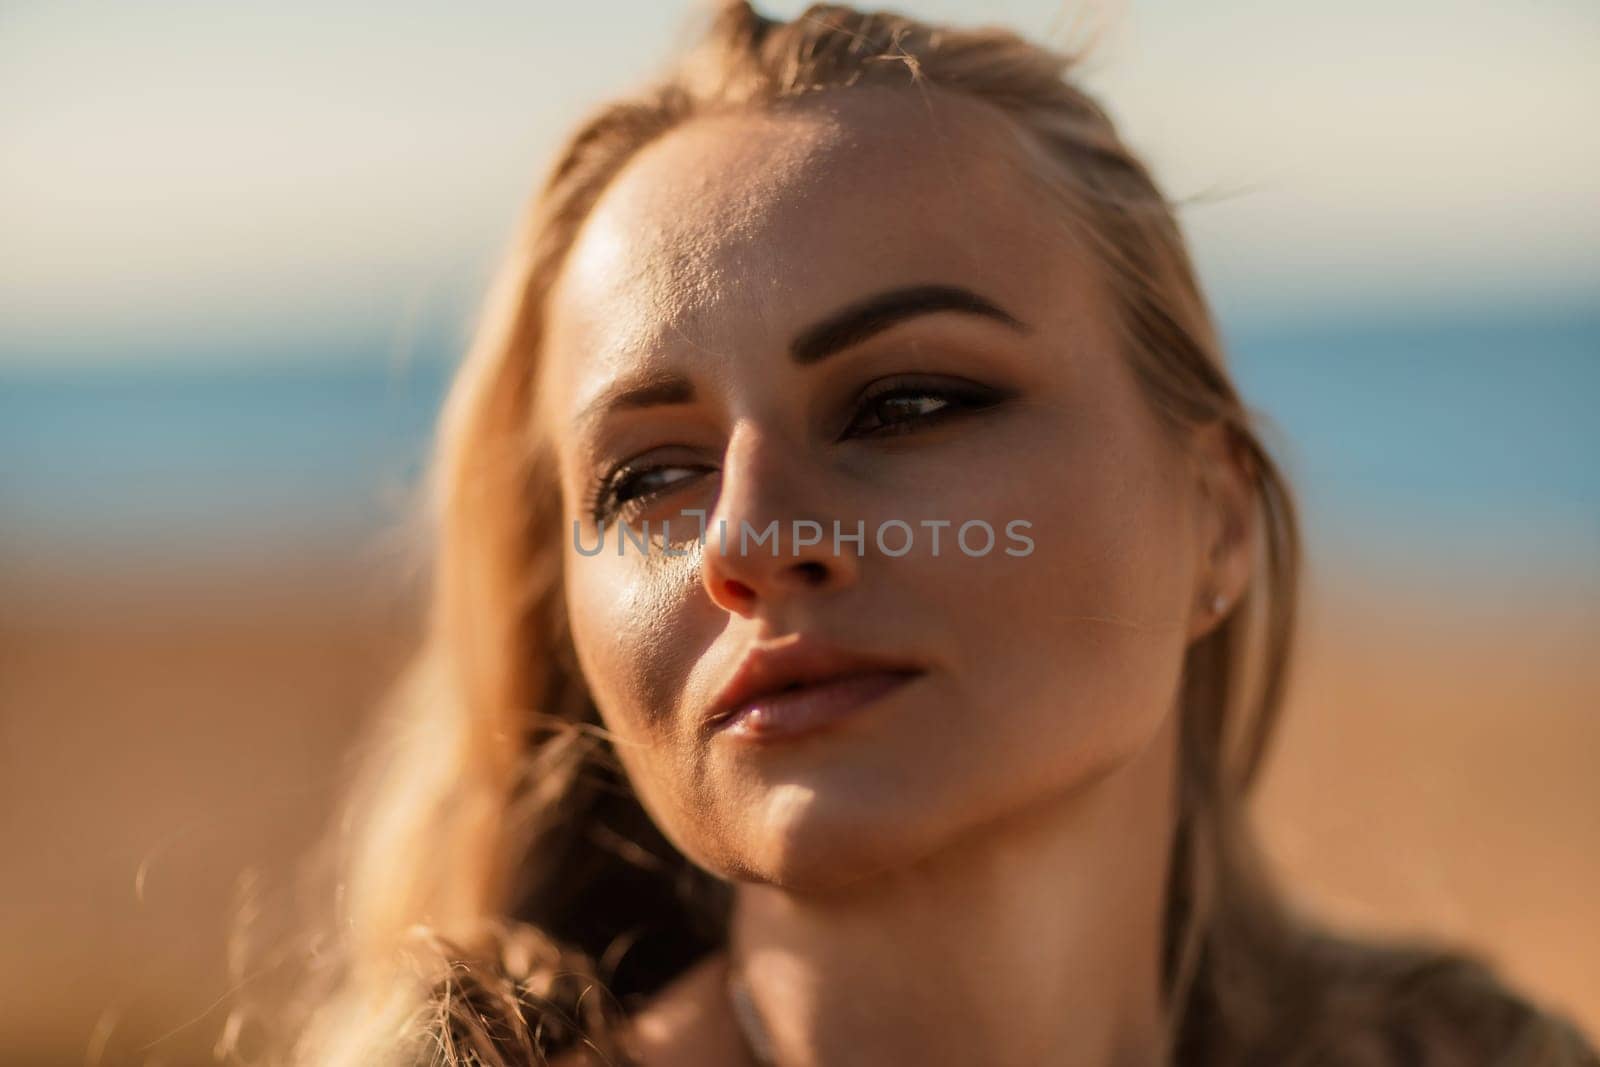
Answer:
789 284 1029 365
572 284 1029 431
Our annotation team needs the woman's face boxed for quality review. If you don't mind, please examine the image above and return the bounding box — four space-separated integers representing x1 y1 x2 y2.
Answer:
540 87 1235 891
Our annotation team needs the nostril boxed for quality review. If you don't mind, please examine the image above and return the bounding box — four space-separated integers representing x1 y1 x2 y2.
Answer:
793 561 829 586
721 577 757 601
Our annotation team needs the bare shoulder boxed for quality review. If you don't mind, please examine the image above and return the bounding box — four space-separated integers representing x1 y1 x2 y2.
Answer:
549 949 748 1067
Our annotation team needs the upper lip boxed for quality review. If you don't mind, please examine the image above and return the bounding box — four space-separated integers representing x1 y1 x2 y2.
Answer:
705 634 925 730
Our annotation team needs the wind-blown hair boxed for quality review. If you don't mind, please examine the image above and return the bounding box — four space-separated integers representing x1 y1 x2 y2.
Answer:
231 3 1598 1065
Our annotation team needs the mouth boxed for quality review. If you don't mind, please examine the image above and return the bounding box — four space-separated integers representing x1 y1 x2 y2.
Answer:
710 633 928 742
705 635 926 742
709 670 923 741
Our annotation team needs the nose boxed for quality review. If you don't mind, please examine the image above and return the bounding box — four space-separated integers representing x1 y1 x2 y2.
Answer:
700 422 859 617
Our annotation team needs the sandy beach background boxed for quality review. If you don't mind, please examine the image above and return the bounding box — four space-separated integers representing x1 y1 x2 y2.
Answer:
2 534 1596 1065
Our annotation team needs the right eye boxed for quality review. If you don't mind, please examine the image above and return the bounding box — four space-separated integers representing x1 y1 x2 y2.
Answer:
590 462 711 525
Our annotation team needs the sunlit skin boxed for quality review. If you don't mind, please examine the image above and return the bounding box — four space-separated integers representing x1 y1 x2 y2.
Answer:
538 85 1256 1067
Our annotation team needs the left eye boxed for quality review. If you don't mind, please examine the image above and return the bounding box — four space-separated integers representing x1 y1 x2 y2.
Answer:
840 379 1009 439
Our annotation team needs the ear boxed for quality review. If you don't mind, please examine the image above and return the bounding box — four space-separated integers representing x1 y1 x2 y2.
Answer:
1185 419 1258 643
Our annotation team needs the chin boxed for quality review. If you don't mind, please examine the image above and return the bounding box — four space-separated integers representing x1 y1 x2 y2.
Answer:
714 772 983 893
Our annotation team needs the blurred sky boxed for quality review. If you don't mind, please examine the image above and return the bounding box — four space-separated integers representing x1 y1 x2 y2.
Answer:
3 0 1596 364
1 0 1597 583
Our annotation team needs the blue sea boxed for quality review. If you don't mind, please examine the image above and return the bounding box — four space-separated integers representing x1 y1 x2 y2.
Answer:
2 308 1596 586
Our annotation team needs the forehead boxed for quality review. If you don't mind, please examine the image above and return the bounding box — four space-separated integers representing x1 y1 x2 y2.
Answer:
540 84 1091 414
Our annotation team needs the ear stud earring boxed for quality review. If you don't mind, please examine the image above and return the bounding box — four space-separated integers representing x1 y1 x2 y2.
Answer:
1210 592 1229 616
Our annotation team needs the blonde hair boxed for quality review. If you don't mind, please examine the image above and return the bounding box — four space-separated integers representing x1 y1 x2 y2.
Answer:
232 4 1598 1065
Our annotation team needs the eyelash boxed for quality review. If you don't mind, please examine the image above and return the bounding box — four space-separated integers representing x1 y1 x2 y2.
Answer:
585 377 1011 526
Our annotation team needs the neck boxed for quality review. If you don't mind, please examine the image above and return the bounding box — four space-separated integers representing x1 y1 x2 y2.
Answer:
727 708 1179 1067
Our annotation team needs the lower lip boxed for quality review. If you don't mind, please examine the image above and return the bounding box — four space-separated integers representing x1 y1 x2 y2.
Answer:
714 671 921 743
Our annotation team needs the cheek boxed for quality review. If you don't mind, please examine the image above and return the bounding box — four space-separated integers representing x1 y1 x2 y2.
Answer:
563 547 718 820
567 550 702 725
928 415 1192 771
